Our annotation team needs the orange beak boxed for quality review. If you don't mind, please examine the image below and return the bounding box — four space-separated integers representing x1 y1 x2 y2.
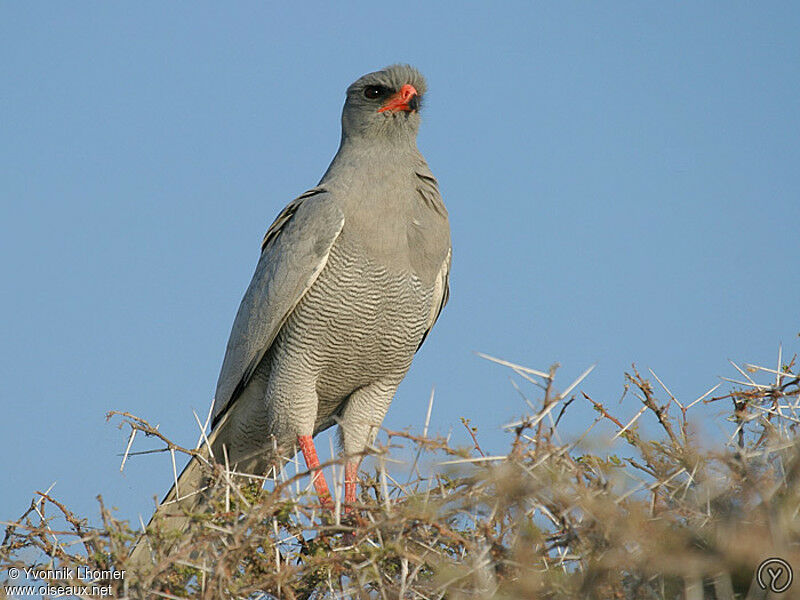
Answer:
378 84 419 113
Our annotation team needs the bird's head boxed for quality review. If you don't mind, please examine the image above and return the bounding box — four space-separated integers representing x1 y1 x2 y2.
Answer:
341 64 427 143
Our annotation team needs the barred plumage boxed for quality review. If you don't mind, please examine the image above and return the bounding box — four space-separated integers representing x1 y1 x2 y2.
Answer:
130 64 451 568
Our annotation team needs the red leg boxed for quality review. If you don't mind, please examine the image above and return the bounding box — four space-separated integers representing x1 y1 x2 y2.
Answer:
344 461 360 512
298 435 332 508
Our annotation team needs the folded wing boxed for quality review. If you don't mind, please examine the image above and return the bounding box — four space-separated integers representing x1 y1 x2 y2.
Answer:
212 189 345 425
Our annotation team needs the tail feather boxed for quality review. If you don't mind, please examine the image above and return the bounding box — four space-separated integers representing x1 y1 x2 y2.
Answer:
127 432 219 571
126 408 289 574
126 389 324 581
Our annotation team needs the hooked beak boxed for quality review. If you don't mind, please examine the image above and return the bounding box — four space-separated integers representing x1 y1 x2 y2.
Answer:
378 84 419 113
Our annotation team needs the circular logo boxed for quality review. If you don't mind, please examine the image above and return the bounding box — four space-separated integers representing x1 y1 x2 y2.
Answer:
757 558 793 594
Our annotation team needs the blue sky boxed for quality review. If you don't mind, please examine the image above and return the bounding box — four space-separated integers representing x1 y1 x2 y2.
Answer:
2 2 799 529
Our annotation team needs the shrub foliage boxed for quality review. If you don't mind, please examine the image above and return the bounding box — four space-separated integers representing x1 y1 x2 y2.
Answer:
3 353 799 599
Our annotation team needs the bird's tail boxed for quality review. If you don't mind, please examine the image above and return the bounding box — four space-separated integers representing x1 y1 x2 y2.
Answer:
126 428 222 573
126 404 285 576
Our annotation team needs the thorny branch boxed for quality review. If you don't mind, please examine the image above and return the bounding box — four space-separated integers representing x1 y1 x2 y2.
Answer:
1 351 798 600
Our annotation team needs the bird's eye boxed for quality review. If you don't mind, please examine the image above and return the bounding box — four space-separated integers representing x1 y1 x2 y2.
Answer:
363 85 385 99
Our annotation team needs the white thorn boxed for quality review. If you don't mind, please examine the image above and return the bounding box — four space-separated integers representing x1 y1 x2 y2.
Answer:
120 428 137 472
475 352 550 379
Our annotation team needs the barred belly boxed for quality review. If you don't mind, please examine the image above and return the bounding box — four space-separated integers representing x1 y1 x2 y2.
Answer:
264 234 433 437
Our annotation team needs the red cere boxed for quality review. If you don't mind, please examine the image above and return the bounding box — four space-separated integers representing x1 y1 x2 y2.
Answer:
378 84 418 113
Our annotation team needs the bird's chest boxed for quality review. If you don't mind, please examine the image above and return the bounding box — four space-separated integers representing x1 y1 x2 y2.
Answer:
278 235 432 387
340 196 448 285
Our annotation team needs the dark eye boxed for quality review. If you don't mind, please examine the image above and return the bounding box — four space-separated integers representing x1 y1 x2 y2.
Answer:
363 85 386 99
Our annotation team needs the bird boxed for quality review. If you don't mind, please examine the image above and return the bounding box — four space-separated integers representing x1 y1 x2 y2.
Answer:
129 64 451 567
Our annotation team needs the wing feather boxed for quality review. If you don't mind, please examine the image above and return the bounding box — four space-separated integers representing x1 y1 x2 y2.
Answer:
417 247 451 350
212 189 344 424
